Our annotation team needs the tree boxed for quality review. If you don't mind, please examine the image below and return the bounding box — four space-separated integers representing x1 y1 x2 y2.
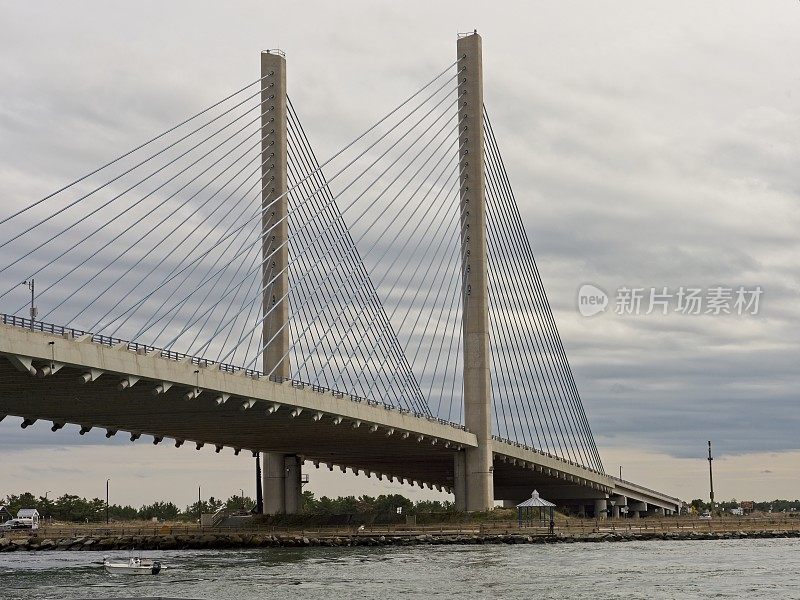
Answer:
224 495 254 511
689 499 707 513
183 497 224 521
414 499 456 514
139 501 181 521
374 494 413 515
109 504 139 521
3 492 38 517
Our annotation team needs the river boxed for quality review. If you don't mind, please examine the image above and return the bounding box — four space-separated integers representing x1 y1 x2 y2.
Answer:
1 538 797 599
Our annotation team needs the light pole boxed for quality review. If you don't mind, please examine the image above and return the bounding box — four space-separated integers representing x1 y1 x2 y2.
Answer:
43 490 51 521
707 441 715 513
198 486 202 530
20 280 36 330
240 489 245 511
619 466 623 480
106 479 110 524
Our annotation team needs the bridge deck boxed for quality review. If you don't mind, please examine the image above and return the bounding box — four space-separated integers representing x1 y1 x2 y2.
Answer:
0 323 678 510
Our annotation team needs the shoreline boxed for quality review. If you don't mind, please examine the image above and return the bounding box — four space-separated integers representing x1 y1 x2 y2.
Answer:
2 529 799 552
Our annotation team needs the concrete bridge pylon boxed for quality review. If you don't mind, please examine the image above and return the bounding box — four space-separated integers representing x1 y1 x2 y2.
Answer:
259 49 302 515
456 32 494 512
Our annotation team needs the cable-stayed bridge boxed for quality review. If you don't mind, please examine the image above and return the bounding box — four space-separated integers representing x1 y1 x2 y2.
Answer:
0 33 679 517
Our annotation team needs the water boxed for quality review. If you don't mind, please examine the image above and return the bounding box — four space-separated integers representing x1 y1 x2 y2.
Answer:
1 538 798 599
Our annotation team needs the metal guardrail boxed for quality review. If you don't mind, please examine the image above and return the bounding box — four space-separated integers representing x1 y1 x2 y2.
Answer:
0 313 468 433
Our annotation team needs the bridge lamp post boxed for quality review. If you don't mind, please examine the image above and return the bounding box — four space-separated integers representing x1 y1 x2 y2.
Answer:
19 280 36 330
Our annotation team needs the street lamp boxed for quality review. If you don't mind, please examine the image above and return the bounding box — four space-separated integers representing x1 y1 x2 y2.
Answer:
106 479 110 524
20 280 36 330
240 488 245 511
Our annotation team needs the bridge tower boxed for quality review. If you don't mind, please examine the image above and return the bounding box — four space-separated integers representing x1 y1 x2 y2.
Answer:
455 32 494 511
260 50 302 514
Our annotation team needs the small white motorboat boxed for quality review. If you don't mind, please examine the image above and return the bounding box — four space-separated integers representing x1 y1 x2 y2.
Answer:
103 556 162 575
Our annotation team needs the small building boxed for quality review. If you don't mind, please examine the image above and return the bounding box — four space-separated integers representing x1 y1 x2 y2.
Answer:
0 506 12 523
16 508 40 530
517 490 556 533
739 501 754 515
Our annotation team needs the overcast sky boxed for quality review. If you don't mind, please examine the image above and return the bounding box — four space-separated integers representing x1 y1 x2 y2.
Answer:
0 1 798 507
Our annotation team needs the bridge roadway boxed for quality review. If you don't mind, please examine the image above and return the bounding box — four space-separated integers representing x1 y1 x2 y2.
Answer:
0 321 681 515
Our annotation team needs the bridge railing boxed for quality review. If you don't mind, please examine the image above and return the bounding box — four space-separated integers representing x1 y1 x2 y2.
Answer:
1 313 468 433
607 475 682 504
490 434 604 476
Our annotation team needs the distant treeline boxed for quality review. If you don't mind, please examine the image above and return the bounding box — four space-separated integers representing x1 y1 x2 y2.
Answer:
10 490 797 523
301 492 455 516
1 491 252 523
1 490 456 523
689 498 800 513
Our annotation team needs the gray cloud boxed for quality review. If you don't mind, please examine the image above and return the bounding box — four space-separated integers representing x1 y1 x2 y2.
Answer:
0 1 798 499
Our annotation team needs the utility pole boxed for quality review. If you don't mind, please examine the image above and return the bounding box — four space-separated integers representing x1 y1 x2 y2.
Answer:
707 440 715 511
105 479 110 524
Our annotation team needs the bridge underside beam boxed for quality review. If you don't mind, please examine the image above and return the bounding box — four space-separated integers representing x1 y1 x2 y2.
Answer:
0 360 460 488
0 327 663 509
0 361 616 501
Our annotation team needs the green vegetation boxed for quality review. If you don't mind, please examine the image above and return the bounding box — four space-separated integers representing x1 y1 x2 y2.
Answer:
689 498 800 514
301 492 454 516
0 490 461 524
1 491 255 523
8 489 800 524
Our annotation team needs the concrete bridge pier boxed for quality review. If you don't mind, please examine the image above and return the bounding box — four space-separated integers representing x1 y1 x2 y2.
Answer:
612 494 627 518
453 451 468 512
263 453 302 514
629 501 647 519
594 498 608 520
